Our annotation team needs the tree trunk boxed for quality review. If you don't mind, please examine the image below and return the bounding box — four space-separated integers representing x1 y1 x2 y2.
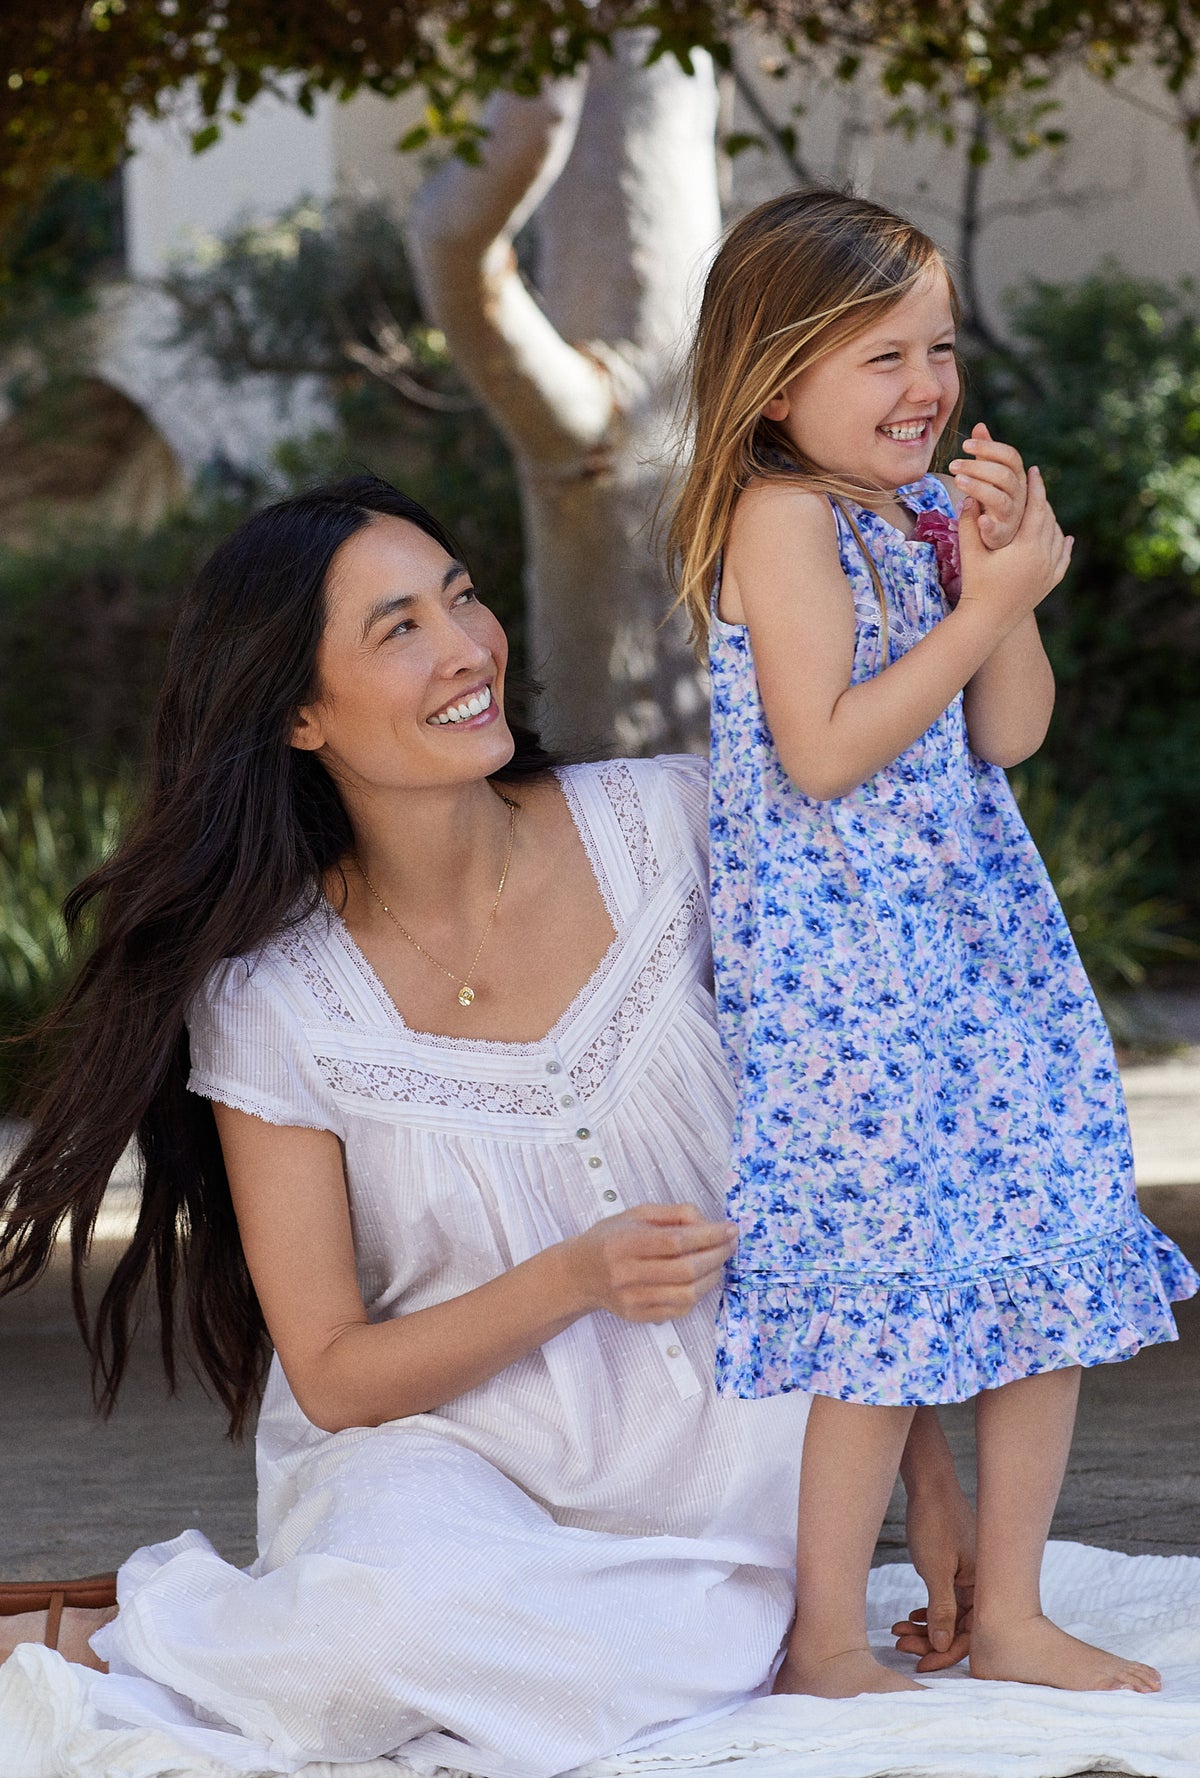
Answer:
409 33 720 757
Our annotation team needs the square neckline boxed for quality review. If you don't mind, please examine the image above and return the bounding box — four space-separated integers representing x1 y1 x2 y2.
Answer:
841 473 949 542
324 766 627 1057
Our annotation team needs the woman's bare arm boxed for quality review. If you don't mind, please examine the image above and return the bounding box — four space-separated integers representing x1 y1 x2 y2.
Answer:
723 472 1069 801
216 1105 736 1433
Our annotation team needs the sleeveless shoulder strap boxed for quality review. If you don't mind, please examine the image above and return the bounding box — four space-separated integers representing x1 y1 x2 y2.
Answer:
830 496 890 673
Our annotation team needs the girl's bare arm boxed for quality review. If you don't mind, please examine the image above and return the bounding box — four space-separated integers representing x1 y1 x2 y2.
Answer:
960 613 1055 767
723 470 1069 800
215 1105 736 1433
934 452 1056 767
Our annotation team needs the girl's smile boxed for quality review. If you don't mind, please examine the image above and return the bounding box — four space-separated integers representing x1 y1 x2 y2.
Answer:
763 268 959 499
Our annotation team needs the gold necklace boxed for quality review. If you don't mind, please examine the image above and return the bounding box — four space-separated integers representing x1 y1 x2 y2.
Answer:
356 791 519 1009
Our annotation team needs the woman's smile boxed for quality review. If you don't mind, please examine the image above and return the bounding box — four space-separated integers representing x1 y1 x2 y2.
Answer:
427 681 499 728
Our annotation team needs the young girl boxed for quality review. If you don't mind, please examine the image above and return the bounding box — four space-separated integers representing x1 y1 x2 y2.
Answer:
668 189 1199 1701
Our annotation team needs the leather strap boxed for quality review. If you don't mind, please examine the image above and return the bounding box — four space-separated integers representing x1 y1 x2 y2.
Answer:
43 1591 65 1651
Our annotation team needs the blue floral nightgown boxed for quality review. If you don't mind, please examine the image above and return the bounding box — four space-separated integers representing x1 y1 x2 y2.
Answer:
709 473 1198 1405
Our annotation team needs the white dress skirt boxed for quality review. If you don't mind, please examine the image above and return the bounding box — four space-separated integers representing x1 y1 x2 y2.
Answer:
84 756 811 1778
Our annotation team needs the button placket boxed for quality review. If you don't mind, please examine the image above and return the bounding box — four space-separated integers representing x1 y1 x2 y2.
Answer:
544 1063 623 1217
648 1323 703 1399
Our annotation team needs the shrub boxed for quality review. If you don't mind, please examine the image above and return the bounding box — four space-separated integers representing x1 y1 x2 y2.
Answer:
0 769 132 1111
0 494 258 786
1012 771 1195 1040
968 267 1200 933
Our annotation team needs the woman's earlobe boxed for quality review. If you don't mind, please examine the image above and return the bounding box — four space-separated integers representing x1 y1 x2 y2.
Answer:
290 707 324 752
762 393 789 423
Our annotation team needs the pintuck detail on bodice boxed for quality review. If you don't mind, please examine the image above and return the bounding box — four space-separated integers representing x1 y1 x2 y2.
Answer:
708 474 1198 1407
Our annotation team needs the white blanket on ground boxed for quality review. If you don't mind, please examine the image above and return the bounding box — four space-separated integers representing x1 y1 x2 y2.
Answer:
1 1543 1197 1778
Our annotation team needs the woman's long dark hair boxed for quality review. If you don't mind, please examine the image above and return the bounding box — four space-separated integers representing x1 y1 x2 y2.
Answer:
0 475 552 1436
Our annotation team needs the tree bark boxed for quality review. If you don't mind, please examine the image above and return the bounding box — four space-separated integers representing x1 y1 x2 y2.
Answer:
409 32 720 756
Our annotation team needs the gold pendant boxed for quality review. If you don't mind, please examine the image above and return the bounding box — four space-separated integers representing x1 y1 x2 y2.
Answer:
457 985 475 1008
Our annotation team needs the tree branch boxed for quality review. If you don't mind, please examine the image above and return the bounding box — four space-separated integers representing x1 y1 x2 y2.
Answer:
730 56 814 184
408 77 617 465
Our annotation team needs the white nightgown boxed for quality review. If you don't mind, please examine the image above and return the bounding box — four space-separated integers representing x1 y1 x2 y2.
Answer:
86 755 809 1778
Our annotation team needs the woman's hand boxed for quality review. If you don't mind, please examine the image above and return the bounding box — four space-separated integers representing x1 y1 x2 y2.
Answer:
893 1407 976 1671
947 422 1027 550
563 1203 736 1323
893 1475 976 1671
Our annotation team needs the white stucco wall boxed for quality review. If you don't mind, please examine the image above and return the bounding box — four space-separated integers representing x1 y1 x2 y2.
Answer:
117 85 433 477
729 54 1200 314
124 90 337 281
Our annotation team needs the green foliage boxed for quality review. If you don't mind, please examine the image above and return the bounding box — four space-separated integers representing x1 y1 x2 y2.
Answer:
967 267 1200 932
163 195 460 391
4 3 1198 244
0 171 120 353
1012 771 1195 1029
0 496 257 785
0 769 133 1111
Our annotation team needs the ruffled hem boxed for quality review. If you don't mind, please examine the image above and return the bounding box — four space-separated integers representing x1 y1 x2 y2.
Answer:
716 1215 1200 1406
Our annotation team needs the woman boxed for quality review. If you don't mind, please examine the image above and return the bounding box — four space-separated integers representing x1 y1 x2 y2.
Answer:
0 478 974 1777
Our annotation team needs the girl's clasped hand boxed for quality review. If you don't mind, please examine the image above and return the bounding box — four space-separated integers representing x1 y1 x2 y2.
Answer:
948 421 1028 548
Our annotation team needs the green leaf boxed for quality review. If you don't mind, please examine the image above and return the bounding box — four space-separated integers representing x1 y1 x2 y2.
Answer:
722 131 766 159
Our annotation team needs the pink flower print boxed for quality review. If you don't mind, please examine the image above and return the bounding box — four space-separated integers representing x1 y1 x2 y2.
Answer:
912 510 962 608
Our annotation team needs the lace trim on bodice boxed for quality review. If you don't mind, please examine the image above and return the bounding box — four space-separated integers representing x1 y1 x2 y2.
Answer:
597 760 661 892
569 884 706 1103
274 921 357 1025
558 760 661 921
315 1054 562 1118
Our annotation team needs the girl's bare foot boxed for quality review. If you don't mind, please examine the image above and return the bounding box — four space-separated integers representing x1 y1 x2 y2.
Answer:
774 1647 926 1697
971 1616 1160 1692
0 1605 115 1670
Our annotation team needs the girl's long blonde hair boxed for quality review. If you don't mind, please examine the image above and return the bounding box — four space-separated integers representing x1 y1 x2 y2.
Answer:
665 188 964 650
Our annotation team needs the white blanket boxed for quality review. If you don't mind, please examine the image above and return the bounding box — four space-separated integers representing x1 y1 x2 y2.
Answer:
1 1543 1197 1778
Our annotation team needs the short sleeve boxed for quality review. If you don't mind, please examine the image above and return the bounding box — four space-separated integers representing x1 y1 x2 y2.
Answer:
187 954 345 1137
654 753 710 889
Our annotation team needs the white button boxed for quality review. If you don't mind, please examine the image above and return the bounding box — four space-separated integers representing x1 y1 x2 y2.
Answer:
576 1127 591 1140
602 1189 617 1202
588 1157 603 1170
560 1095 576 1107
545 1062 561 1075
666 1344 682 1359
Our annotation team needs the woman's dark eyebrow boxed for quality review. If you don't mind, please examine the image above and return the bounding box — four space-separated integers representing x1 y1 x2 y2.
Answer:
359 561 470 639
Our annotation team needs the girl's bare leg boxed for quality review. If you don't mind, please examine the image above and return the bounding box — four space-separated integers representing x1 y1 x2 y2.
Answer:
775 1395 924 1696
0 1605 115 1670
971 1367 1160 1692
